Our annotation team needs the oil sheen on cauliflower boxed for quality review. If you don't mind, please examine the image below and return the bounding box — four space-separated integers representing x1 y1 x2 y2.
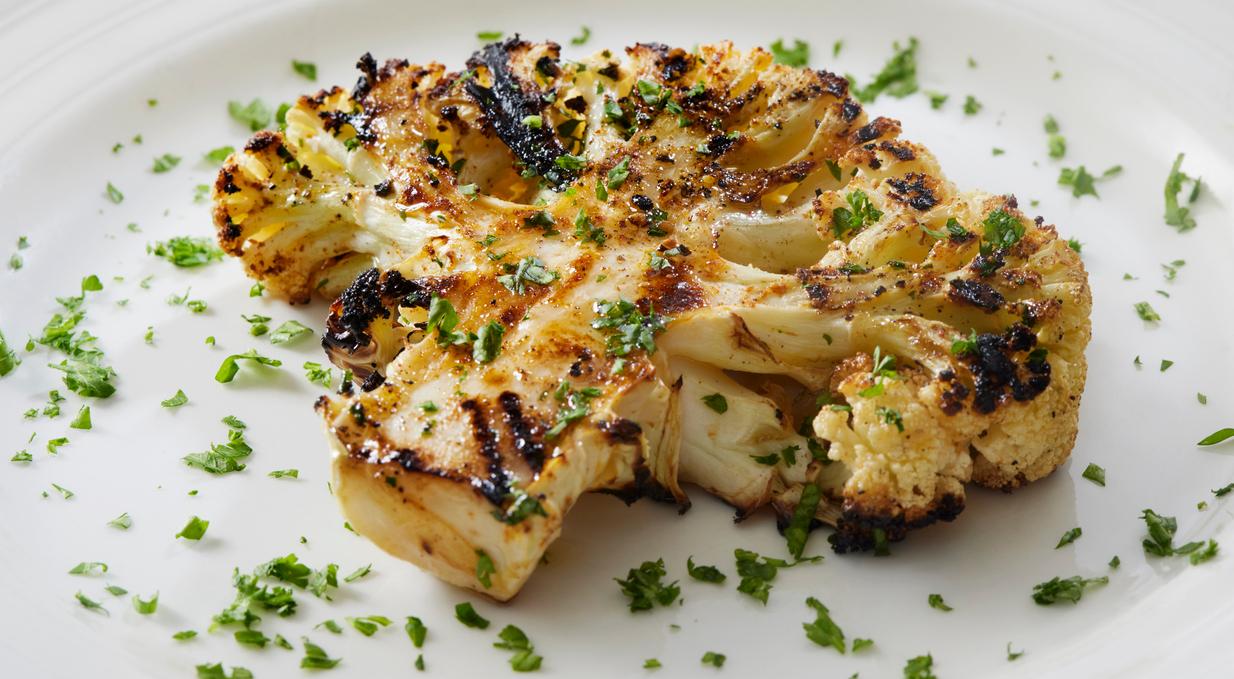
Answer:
213 38 1091 599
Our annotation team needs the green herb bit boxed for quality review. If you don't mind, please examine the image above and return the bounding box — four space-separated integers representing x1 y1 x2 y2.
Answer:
615 559 680 612
769 38 810 67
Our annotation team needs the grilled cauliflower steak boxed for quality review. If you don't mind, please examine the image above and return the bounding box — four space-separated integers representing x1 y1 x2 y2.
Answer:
213 39 1091 599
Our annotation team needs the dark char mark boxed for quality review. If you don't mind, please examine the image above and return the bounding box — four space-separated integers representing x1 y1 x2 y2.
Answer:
353 52 379 100
498 392 545 473
460 399 511 504
323 268 388 353
830 494 965 553
963 324 1051 414
947 278 1005 312
465 38 575 189
886 173 937 210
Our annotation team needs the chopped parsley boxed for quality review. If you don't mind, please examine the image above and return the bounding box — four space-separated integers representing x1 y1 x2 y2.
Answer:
269 320 312 345
962 95 982 115
204 146 234 164
292 60 317 80
195 663 252 679
850 38 918 102
1007 643 1024 661
701 393 728 414
476 550 496 589
151 153 181 173
1031 575 1108 605
686 556 726 583
0 330 16 377
472 321 505 364
927 593 953 612
492 486 548 525
349 615 392 636
133 592 159 614
1162 259 1186 281
644 658 662 669
606 157 631 190
1198 428 1234 446
406 615 427 648
785 483 822 559
734 548 820 604
148 237 224 267
1139 508 1214 564
570 26 591 46
769 38 810 67
161 389 189 408
175 515 210 540
700 652 726 668
904 654 937 679
574 210 606 244
228 98 271 132
858 345 898 398
107 512 132 530
105 182 124 204
183 416 251 474
802 597 845 653
498 256 558 294
1055 527 1082 549
215 349 282 383
876 406 904 432
454 602 490 629
69 405 92 430
831 189 883 237
1163 152 1202 232
1058 165 1121 198
983 209 1025 249
268 469 299 479
76 591 108 615
1133 301 1161 323
592 299 667 356
615 559 680 612
1081 463 1105 486
1044 115 1066 158
476 31 503 41
300 638 342 669
303 361 333 387
69 561 108 576
494 625 543 672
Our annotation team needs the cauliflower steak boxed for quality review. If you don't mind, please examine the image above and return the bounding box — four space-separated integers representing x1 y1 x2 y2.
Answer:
213 39 1091 599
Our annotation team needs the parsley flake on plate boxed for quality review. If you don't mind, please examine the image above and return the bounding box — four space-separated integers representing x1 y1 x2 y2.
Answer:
1031 575 1108 605
802 596 846 653
615 559 680 612
769 38 810 66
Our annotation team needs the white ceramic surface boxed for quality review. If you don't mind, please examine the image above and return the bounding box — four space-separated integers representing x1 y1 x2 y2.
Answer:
1 0 1232 676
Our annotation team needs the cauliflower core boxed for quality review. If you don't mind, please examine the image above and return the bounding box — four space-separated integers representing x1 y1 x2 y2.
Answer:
213 39 1091 599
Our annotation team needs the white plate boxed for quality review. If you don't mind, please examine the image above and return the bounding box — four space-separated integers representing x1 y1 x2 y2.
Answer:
2 0 1233 676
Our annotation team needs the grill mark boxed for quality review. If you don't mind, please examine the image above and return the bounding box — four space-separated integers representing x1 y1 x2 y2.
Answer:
947 278 1005 312
886 173 938 210
465 38 575 188
498 391 545 473
460 399 510 504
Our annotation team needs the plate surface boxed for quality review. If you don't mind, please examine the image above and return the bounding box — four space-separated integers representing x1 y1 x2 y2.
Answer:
2 0 1233 676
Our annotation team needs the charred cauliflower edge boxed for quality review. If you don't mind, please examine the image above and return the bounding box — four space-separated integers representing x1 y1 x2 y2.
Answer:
212 38 1091 600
